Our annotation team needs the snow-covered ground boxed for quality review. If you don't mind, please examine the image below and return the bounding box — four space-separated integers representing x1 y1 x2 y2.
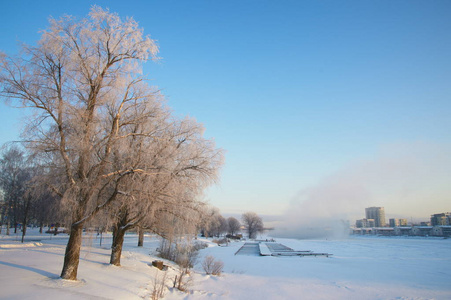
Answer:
1 228 450 299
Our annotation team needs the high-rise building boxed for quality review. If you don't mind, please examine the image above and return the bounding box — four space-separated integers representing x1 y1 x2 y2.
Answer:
389 218 408 227
399 219 408 226
389 218 399 227
431 213 451 226
356 218 375 228
365 207 386 227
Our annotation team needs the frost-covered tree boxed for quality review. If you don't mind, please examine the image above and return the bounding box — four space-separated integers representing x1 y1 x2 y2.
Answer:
0 6 224 279
0 6 162 280
0 145 61 239
199 207 219 237
32 186 61 234
0 145 31 236
227 217 241 236
106 116 223 266
199 208 228 238
216 215 229 237
207 214 227 238
242 212 264 239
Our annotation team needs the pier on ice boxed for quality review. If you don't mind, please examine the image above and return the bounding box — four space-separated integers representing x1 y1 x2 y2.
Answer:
235 241 332 257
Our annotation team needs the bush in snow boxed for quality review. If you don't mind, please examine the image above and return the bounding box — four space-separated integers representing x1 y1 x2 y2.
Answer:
202 255 224 276
212 238 229 246
158 238 207 292
151 271 167 300
157 238 204 268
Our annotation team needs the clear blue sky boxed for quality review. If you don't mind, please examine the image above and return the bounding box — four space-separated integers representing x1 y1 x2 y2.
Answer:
1 1 450 220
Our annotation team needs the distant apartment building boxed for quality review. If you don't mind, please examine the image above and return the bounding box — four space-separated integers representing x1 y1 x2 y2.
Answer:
430 212 451 226
389 218 408 227
355 219 364 228
389 218 397 227
356 218 375 228
365 207 386 227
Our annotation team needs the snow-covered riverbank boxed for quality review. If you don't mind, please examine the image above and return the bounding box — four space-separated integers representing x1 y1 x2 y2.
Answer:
1 229 450 299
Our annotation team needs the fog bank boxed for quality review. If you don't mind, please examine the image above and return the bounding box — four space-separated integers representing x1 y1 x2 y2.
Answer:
273 142 451 239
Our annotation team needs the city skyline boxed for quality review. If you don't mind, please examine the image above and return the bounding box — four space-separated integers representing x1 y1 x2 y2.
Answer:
1 1 450 220
354 206 451 228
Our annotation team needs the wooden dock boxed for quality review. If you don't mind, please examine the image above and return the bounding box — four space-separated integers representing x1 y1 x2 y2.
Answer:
236 242 332 257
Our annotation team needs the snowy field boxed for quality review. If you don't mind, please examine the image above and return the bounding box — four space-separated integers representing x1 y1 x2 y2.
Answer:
1 228 450 299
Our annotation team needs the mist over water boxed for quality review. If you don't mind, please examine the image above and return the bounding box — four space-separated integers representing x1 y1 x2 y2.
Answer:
272 173 367 239
272 142 451 239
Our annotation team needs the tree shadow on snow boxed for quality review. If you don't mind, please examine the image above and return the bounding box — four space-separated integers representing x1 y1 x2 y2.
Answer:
0 260 58 278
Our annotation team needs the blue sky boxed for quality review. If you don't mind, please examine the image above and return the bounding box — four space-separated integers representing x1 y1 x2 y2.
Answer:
1 1 450 220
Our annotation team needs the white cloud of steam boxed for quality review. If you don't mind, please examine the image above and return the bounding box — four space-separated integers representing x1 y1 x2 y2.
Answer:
273 142 451 239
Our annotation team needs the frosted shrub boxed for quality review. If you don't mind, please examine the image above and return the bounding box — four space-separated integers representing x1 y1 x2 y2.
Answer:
158 238 201 292
212 238 228 246
202 255 224 276
192 241 209 251
172 266 193 292
150 271 167 300
158 238 206 268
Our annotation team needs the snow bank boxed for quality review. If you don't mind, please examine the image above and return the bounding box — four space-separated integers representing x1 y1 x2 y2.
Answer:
0 242 43 248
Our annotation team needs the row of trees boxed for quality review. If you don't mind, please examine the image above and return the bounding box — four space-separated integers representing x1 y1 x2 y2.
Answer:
201 209 264 239
0 7 224 280
200 208 240 238
0 146 60 241
0 148 265 242
0 145 265 242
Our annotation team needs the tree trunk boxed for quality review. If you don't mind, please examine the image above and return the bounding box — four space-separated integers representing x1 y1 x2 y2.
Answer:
6 220 10 235
138 226 144 247
39 222 43 234
21 225 27 243
110 227 126 266
21 197 31 243
60 224 83 280
98 227 104 247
